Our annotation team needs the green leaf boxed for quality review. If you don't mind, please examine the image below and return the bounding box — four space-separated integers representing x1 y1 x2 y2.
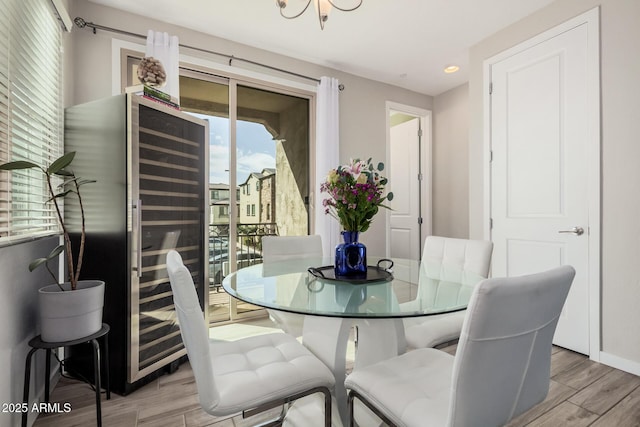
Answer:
47 152 76 175
387 192 394 201
55 190 73 198
76 179 96 186
54 169 75 177
47 189 73 202
0 160 40 171
377 162 384 171
28 246 64 272
59 177 79 188
28 258 49 272
47 245 65 259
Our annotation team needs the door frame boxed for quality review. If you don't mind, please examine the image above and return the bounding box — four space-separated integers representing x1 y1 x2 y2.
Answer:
385 101 432 258
113 41 317 325
483 7 601 360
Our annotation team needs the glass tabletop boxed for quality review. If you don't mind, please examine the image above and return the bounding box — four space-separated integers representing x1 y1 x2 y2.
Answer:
222 256 481 319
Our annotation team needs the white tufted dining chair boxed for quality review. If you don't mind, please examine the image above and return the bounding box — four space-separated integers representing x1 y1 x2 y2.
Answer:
166 249 334 426
345 265 575 427
402 236 493 349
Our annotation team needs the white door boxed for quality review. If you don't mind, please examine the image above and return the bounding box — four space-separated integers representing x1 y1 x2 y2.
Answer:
490 22 594 355
389 117 421 260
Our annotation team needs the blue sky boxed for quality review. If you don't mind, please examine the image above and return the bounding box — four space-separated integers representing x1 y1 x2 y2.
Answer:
190 114 276 185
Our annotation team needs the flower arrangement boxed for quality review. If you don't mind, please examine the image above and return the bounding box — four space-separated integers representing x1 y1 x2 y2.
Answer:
321 158 394 233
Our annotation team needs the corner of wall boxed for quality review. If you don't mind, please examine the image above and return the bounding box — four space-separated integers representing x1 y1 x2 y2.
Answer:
0 237 60 426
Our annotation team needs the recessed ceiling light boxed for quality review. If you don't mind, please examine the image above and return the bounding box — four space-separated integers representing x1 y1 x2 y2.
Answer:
444 65 460 74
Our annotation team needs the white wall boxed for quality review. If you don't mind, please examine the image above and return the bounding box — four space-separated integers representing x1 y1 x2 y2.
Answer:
0 237 60 427
468 0 640 367
432 83 469 238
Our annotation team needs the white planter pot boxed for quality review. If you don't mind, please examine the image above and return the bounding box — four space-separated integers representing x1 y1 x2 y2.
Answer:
38 280 105 343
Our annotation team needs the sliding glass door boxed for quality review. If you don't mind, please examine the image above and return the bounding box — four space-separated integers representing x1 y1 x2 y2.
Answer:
178 74 233 322
234 84 310 316
126 56 312 324
181 73 312 322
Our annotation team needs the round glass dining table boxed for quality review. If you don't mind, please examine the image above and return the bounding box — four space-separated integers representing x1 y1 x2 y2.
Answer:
222 256 470 319
222 255 475 423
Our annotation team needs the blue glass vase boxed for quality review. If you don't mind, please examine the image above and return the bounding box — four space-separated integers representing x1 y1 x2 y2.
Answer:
335 231 367 277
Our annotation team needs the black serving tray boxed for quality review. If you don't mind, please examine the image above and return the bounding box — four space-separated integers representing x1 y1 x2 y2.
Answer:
307 259 394 284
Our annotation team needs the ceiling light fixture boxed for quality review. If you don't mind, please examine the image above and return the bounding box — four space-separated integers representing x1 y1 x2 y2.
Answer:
444 65 460 74
276 0 363 30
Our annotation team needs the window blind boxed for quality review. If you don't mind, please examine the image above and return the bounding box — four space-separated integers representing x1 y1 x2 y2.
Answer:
0 0 64 244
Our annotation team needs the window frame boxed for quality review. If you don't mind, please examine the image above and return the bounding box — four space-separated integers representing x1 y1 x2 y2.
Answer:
0 0 66 246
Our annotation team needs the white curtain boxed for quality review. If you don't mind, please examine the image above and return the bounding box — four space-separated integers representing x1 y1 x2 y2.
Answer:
145 30 180 102
315 76 341 257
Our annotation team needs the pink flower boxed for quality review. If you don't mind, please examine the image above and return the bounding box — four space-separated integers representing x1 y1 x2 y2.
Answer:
342 159 367 181
321 158 392 232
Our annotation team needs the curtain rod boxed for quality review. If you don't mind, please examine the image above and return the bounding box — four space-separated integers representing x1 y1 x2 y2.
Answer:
73 17 345 91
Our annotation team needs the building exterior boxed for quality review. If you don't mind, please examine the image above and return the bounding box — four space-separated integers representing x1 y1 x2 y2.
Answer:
239 168 275 225
259 169 276 223
209 183 238 226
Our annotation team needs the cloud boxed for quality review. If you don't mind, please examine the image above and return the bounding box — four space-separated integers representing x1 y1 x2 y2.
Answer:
237 152 276 179
209 147 276 184
209 144 229 184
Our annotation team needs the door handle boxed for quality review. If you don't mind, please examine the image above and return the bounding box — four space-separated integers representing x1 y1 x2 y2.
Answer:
558 226 584 236
134 199 143 277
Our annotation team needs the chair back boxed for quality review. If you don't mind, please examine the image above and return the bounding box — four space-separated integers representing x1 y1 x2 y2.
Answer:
418 236 493 307
448 265 575 427
262 235 324 263
166 250 220 412
261 235 324 338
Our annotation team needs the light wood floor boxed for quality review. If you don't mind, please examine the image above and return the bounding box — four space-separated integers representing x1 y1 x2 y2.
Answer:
34 319 640 427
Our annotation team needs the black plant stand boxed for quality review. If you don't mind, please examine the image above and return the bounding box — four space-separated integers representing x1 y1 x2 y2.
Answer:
22 324 110 427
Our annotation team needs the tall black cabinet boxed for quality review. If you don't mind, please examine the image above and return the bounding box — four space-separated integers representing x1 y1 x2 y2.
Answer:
64 94 209 395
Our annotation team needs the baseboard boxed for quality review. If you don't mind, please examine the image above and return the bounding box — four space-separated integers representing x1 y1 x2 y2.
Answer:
599 351 640 377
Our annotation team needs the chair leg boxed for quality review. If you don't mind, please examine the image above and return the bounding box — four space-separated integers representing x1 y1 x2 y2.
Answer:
242 386 332 427
323 387 331 427
347 389 397 427
102 332 110 400
348 391 355 427
22 347 39 427
44 349 52 403
90 339 102 427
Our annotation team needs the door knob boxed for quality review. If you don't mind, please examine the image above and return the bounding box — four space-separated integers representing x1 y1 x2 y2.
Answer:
558 226 584 236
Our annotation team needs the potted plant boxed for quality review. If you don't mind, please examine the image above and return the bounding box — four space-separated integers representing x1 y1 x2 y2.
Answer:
0 152 104 342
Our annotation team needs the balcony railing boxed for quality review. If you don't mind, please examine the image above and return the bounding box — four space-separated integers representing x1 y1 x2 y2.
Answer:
208 222 279 289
